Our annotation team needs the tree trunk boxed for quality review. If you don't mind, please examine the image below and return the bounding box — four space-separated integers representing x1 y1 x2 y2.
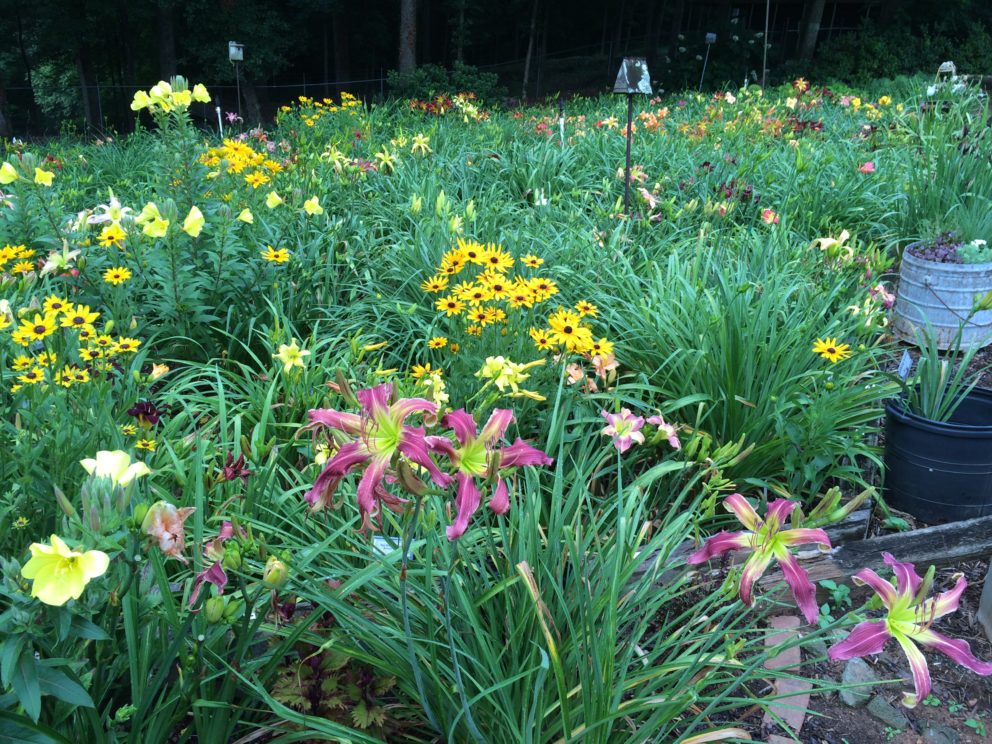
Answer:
798 0 827 60
14 2 41 131
76 46 102 131
158 1 176 79
0 80 11 138
668 0 685 54
398 0 417 73
241 75 263 125
333 11 351 87
454 0 465 63
521 0 539 100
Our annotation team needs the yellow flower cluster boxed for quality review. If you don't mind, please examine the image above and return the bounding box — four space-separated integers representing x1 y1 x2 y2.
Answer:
200 139 283 187
131 78 210 114
282 91 362 127
0 244 36 276
422 238 612 356
3 295 143 393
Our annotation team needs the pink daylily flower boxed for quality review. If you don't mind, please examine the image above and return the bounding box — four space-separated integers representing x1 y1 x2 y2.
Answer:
686 495 831 624
428 409 552 540
647 413 681 449
828 552 992 707
600 408 645 453
858 161 876 174
304 383 452 529
141 501 196 563
761 208 780 225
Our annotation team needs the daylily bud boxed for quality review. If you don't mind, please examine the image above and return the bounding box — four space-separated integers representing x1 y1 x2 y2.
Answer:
410 194 422 214
223 597 244 621
204 596 227 623
222 545 242 571
263 556 288 588
132 502 149 527
54 487 77 518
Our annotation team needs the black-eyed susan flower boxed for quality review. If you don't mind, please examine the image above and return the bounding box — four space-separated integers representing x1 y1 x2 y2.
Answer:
812 337 852 363
103 266 133 285
481 273 512 300
590 337 614 356
98 223 127 248
468 306 493 326
461 283 493 305
18 366 45 385
575 300 598 317
245 171 270 188
94 335 114 349
261 246 290 263
435 295 465 316
121 424 138 436
11 355 33 371
12 261 34 275
80 347 103 362
456 239 484 264
136 438 157 451
521 254 544 268
465 325 483 336
36 352 57 367
549 308 593 352
529 327 555 351
410 363 439 380
529 277 559 301
420 275 449 293
61 304 99 332
427 336 448 349
480 245 514 272
114 337 142 354
43 295 70 314
17 313 58 343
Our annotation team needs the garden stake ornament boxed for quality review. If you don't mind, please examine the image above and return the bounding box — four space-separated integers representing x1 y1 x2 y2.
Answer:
613 57 652 215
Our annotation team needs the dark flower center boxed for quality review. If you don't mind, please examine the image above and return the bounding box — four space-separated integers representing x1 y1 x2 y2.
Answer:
33 325 46 334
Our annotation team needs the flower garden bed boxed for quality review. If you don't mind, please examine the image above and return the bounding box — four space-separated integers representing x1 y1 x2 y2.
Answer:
1 76 992 742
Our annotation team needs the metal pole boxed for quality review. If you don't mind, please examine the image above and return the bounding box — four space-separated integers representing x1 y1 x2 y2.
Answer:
699 45 711 91
235 62 242 118
624 93 633 215
558 96 565 149
762 0 770 88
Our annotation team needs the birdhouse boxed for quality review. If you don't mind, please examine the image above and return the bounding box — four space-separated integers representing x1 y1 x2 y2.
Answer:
613 58 652 96
228 42 244 63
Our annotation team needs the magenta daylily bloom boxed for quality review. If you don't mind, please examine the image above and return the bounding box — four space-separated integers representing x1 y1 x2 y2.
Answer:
430 409 552 540
304 384 452 529
189 561 228 608
646 413 681 449
828 552 992 707
600 408 645 453
686 495 831 624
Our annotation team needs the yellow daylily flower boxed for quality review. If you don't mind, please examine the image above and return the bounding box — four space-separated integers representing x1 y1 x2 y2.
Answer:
0 162 18 184
34 168 54 186
80 450 152 486
237 208 254 224
192 84 211 103
274 338 311 373
21 535 110 606
182 206 205 237
303 196 323 215
143 217 170 238
130 90 151 111
265 191 283 209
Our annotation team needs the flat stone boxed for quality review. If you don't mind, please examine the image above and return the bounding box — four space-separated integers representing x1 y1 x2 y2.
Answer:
762 616 812 736
922 722 960 744
839 657 875 707
866 695 910 729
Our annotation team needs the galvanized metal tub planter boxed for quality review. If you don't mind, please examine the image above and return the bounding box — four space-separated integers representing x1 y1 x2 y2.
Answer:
892 244 992 351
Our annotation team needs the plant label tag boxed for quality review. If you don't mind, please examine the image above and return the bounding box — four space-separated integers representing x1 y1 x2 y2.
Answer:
372 535 410 559
898 350 914 380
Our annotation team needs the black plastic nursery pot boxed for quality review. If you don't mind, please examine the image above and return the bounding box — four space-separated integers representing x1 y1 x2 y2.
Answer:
883 387 992 523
